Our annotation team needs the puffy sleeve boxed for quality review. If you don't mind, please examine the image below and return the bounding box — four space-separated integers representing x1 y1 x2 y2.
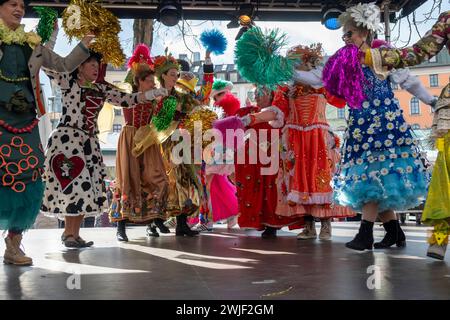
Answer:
367 10 450 77
265 86 290 128
100 83 140 108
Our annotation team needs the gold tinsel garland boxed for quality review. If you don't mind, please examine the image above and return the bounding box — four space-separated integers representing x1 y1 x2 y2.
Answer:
183 107 218 149
62 0 125 67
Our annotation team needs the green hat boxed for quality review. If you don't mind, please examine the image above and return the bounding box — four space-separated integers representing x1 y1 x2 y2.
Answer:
211 79 233 98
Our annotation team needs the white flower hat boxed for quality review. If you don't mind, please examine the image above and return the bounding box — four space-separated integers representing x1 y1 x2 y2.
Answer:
338 2 383 33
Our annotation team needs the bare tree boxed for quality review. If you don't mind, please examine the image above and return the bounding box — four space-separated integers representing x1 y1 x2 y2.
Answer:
133 19 154 48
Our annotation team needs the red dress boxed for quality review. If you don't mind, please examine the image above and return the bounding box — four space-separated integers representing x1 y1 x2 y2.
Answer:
272 85 354 218
234 106 304 230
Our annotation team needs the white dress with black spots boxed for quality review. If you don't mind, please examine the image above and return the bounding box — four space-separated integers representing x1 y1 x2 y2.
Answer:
41 71 139 219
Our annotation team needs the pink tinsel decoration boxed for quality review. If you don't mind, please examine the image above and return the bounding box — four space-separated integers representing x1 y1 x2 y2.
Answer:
322 44 366 109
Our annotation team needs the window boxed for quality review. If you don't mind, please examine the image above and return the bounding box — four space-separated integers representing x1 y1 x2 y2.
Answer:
114 109 122 116
429 74 439 87
216 73 226 80
411 124 420 130
229 72 238 83
193 65 200 73
391 82 399 90
410 97 420 115
113 124 122 133
221 64 228 71
337 108 345 119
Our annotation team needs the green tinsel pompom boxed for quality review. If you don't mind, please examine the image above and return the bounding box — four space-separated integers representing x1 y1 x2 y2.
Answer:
152 96 178 131
235 27 294 90
34 6 59 44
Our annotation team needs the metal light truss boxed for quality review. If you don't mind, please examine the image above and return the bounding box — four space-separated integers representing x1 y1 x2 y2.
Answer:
27 0 426 21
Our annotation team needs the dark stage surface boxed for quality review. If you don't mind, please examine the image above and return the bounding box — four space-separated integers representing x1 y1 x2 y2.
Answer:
1 222 449 300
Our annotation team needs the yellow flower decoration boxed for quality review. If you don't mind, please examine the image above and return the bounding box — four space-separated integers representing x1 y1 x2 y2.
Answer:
0 19 41 48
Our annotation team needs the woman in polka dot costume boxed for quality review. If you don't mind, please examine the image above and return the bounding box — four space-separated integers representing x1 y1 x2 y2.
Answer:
41 51 167 248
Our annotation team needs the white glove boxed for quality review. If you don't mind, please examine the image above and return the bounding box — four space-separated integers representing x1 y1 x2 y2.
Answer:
144 88 168 101
292 67 323 88
405 78 435 105
390 68 435 105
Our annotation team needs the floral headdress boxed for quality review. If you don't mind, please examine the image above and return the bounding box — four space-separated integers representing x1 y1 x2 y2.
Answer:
287 43 323 67
338 2 382 33
153 49 180 78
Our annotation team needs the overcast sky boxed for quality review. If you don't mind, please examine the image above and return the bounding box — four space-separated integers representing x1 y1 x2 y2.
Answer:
21 0 449 98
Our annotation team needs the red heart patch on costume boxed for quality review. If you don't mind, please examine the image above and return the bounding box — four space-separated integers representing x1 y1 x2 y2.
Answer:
51 154 85 191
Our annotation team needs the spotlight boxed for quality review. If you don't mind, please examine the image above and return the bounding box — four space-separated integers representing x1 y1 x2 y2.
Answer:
157 1 182 27
227 3 255 29
321 6 344 30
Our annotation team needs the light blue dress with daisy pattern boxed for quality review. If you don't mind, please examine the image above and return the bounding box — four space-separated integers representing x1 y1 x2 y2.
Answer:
333 66 431 212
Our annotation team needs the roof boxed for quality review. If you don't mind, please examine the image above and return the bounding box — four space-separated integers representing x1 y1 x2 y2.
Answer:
411 50 450 69
27 0 427 21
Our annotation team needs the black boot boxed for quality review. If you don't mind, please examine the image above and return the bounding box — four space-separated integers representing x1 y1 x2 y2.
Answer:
261 226 277 239
153 218 170 234
374 219 406 249
345 220 374 251
146 225 159 237
116 220 128 242
175 214 199 237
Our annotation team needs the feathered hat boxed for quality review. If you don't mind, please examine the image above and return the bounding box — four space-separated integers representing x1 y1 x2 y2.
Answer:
124 43 154 85
153 48 180 78
287 43 324 67
338 2 382 33
211 79 233 99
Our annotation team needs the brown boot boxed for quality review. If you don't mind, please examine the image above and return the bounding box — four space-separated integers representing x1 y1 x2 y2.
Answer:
3 234 33 266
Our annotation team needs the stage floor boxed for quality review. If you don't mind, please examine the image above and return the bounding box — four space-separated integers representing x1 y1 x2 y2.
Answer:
1 222 449 300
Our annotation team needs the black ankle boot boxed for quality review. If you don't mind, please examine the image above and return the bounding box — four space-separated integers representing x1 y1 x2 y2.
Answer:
154 218 170 234
175 214 199 237
374 219 406 249
345 220 374 251
146 225 159 237
261 226 277 239
116 220 128 242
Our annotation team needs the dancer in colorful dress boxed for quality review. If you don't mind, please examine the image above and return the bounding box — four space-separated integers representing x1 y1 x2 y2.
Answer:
194 92 241 232
324 3 433 251
233 86 304 238
0 0 94 265
109 44 170 241
274 45 354 240
41 50 167 248
150 51 202 237
363 10 449 259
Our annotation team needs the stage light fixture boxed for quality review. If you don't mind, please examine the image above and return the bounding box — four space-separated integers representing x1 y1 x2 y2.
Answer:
157 1 183 27
321 6 344 30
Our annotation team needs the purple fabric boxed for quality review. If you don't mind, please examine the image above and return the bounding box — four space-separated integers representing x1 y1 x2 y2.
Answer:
322 44 366 109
